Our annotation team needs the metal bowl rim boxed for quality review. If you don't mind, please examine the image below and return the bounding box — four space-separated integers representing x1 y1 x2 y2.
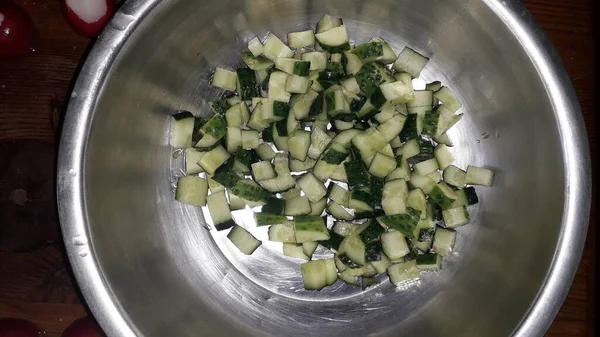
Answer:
56 1 592 336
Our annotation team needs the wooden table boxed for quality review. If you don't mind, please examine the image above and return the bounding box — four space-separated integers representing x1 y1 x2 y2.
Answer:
0 0 595 336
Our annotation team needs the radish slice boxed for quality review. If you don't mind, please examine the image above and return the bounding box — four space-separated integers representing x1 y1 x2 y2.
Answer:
61 0 116 38
0 1 36 58
62 316 106 337
0 318 43 336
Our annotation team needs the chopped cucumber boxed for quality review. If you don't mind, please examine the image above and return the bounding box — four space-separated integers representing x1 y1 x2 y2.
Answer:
247 37 264 56
207 191 235 230
382 179 408 215
315 25 350 53
328 202 354 220
297 173 327 202
170 111 195 148
294 215 330 243
443 165 467 187
433 227 456 256
393 47 429 78
268 223 296 243
416 253 442 270
263 34 294 61
228 225 262 255
288 30 315 49
185 148 205 174
173 16 493 292
175 176 208 206
442 206 470 228
199 146 231 175
211 67 237 91
387 260 420 284
381 230 410 260
310 197 328 216
285 196 312 216
465 165 494 186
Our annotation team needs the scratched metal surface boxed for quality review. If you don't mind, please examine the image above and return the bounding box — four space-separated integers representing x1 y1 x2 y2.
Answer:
56 0 591 336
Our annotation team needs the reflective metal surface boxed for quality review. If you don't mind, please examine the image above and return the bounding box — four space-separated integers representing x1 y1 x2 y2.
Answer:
57 0 591 336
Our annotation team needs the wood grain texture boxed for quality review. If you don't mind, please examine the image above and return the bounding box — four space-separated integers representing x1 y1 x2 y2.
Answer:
0 0 595 336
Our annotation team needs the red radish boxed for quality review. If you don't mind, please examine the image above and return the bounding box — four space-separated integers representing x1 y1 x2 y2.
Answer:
0 1 36 58
0 318 44 337
60 0 116 38
62 317 106 337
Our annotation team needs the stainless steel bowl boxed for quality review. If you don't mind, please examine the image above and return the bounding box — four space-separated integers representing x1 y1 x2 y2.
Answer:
57 0 592 336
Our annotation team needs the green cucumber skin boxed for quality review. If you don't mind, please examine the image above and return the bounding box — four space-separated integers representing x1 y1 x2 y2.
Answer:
321 147 349 165
320 42 351 53
236 68 259 100
378 208 422 237
354 209 384 220
352 42 384 61
215 219 236 231
399 114 419 142
464 186 479 205
293 61 311 76
370 176 384 204
275 119 289 137
262 198 286 215
430 201 444 221
365 241 383 262
429 185 456 210
201 114 228 140
262 124 275 142
369 87 387 109
359 220 385 244
240 51 275 70
422 108 440 136
350 190 376 208
411 138 435 163
319 231 345 251
416 253 441 265
318 62 346 85
324 90 336 115
355 63 384 97
235 148 260 168
210 100 229 115
350 95 368 114
273 101 291 118
344 160 370 190
192 117 208 145
255 213 287 226
309 94 324 117
231 180 270 203
349 144 363 162
211 159 241 188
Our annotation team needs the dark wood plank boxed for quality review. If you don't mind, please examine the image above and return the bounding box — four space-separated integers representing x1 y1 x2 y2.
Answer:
0 0 595 336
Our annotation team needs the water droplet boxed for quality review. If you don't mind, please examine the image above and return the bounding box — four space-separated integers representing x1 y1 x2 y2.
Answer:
71 91 78 99
481 132 490 139
476 140 481 143
78 251 88 257
172 149 183 158
110 13 135 31
73 235 88 246
68 169 77 177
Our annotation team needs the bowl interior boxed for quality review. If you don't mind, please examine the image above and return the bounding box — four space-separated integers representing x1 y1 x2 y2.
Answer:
81 0 566 336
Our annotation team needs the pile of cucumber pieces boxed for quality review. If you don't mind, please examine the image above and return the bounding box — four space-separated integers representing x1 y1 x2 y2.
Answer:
171 14 494 291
